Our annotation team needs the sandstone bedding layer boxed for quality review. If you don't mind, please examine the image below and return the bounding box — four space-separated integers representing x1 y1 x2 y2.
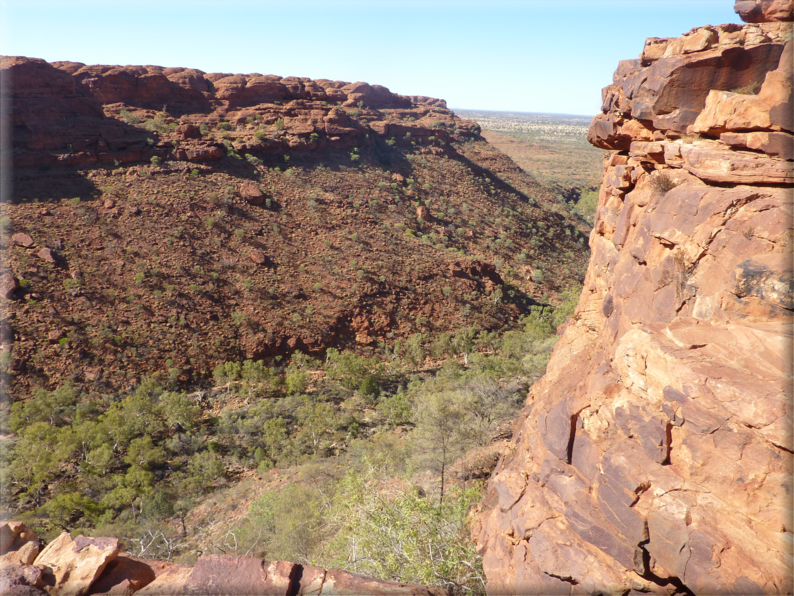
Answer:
0 521 444 596
475 1 793 594
1 57 589 396
4 56 449 171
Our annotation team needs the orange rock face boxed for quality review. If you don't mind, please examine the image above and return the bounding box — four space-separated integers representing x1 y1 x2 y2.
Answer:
475 3 793 594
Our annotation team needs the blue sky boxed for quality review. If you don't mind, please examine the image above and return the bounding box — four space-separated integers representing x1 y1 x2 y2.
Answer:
1 0 742 116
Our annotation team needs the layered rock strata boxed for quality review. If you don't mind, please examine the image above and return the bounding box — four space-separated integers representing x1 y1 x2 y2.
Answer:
0 522 443 596
2 57 474 170
475 1 793 594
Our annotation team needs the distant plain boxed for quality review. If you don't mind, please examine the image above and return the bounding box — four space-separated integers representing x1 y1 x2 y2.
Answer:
456 110 604 195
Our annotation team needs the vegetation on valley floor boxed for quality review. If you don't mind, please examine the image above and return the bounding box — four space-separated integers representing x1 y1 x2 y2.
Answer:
0 288 580 593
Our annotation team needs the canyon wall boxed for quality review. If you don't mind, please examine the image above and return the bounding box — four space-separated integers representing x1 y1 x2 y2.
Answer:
2 57 467 170
475 1 793 594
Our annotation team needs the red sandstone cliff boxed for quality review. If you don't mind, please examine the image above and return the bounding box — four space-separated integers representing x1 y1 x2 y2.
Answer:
475 1 793 594
2 56 466 171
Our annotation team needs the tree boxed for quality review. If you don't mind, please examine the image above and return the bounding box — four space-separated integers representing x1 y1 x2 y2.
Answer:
39 491 101 532
160 392 201 431
411 391 471 504
320 469 486 590
187 452 225 493
247 484 324 563
450 326 478 365
125 435 166 470
403 334 426 370
358 375 381 402
262 417 287 460
325 349 383 390
9 383 80 431
284 367 308 395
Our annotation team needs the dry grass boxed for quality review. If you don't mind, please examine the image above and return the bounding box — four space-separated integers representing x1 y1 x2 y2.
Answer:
650 171 681 194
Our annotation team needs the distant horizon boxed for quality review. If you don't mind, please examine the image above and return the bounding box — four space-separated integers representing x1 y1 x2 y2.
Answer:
453 108 596 119
1 1 743 115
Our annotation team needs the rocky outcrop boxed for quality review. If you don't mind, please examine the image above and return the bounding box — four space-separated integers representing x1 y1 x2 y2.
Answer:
2 57 477 170
475 1 793 594
736 0 794 22
0 522 444 596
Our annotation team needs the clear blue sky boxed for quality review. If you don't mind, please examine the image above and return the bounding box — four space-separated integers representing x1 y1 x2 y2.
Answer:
0 0 742 116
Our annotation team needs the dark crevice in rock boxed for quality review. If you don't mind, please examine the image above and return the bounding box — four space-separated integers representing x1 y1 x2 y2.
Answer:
287 563 303 596
772 442 794 455
566 411 580 464
544 571 578 585
662 421 673 465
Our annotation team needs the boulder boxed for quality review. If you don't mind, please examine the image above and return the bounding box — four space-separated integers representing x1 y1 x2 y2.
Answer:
317 568 445 595
0 273 18 299
87 555 155 595
239 181 264 205
691 89 772 134
34 533 119 596
11 233 34 248
0 523 39 568
249 249 267 265
0 565 47 596
680 141 794 183
180 556 297 595
720 130 794 159
599 41 785 136
132 564 191 596
35 247 56 264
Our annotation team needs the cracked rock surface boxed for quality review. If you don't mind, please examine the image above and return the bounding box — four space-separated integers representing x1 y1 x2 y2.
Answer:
474 1 793 593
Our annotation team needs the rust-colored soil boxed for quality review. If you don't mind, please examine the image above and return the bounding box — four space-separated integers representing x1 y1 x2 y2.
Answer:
4 108 588 397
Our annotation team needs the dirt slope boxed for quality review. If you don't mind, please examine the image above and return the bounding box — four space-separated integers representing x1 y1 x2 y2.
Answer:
1 57 589 397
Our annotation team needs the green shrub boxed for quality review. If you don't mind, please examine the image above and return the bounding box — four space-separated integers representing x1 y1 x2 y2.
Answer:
358 375 381 401
377 391 411 425
213 361 241 386
285 370 308 395
325 349 383 391
119 109 142 125
322 471 485 590
552 284 582 328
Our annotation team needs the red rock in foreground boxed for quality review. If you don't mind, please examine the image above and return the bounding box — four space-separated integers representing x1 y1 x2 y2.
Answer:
475 1 793 594
0 522 444 596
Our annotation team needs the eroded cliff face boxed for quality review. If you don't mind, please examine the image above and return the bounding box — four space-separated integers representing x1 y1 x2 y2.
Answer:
475 1 793 594
2 56 462 170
